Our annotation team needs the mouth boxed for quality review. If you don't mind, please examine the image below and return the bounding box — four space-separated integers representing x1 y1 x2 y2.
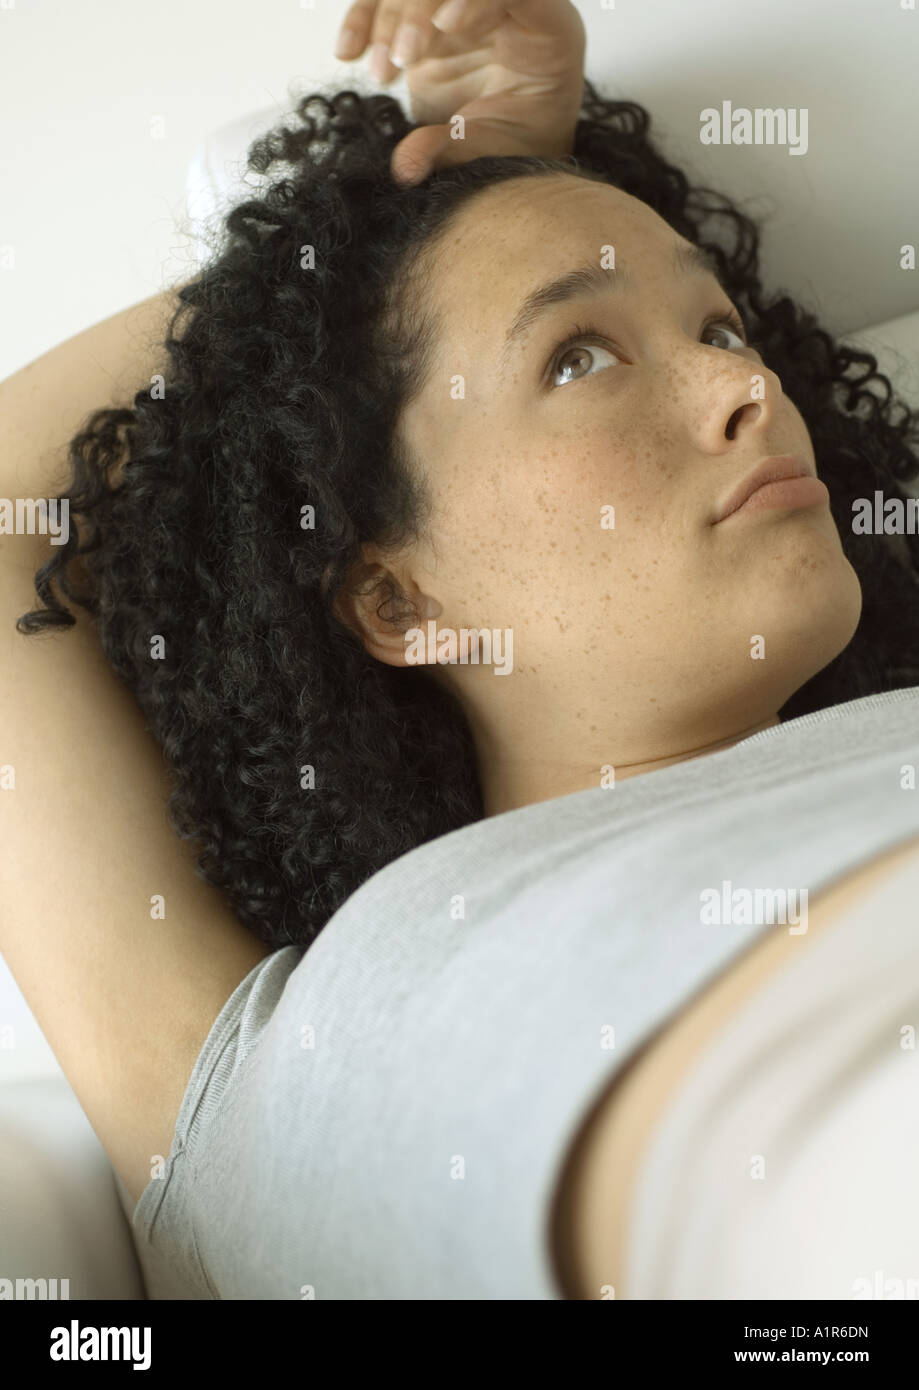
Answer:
713 455 830 524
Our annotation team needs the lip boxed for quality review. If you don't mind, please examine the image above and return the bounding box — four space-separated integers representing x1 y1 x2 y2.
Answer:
713 455 823 524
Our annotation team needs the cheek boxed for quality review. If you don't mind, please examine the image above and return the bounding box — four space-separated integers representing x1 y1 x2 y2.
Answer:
429 415 683 597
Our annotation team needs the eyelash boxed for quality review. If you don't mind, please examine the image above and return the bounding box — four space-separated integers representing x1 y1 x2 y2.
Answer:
547 308 751 385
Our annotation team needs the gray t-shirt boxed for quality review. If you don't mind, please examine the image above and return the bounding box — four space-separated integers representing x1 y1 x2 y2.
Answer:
116 685 919 1299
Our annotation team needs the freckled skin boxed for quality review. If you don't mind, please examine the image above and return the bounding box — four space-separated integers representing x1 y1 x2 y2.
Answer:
343 173 862 816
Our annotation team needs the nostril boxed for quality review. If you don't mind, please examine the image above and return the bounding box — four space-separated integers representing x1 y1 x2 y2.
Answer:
725 406 745 440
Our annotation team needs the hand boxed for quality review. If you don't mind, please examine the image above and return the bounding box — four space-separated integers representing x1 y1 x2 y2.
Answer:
333 0 587 186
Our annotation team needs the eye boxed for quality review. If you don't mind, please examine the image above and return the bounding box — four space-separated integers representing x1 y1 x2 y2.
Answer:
547 309 751 389
548 328 620 388
700 310 748 351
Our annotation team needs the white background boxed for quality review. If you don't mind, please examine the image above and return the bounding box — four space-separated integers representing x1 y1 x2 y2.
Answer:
1 0 918 382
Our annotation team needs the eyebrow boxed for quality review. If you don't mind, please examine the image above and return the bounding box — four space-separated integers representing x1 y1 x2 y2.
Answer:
499 241 725 368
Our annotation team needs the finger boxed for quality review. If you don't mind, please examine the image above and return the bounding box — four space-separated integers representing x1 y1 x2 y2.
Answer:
366 0 411 83
334 0 379 59
390 119 533 185
388 1 444 69
368 0 477 82
390 126 442 185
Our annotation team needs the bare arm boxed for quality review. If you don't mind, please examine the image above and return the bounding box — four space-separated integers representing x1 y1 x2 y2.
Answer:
0 293 273 1206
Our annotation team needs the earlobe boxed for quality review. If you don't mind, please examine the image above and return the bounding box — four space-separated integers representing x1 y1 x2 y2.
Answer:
330 560 443 670
361 617 422 669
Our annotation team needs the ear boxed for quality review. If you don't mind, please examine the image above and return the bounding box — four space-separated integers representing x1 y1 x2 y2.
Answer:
330 556 443 670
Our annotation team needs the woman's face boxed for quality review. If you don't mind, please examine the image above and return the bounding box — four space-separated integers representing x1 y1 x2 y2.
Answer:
350 172 862 813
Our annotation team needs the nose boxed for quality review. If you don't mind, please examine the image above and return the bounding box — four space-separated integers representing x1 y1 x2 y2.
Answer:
687 353 783 453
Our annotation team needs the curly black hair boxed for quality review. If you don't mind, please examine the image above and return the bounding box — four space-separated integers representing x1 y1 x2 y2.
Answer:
16 78 919 950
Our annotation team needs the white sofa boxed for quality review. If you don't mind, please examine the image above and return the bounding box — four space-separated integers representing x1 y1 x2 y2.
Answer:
3 17 919 1298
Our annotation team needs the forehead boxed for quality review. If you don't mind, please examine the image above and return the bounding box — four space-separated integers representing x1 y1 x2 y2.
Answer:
417 174 681 349
439 171 667 249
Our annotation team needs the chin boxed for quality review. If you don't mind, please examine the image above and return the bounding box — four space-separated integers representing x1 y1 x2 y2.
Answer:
773 550 863 683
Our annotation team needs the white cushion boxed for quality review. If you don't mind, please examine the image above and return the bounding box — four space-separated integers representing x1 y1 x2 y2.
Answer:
0 1078 145 1300
842 310 919 411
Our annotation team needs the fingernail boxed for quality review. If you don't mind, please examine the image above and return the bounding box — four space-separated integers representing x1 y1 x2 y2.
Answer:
390 23 424 68
432 0 467 31
367 41 393 82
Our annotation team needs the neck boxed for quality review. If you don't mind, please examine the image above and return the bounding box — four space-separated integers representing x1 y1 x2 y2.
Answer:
473 714 782 818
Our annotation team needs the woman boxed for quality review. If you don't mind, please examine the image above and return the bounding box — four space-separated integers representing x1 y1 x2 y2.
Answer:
2 0 918 1299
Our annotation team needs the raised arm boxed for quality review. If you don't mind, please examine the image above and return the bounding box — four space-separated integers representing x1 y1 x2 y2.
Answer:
1 0 589 1217
0 294 272 1207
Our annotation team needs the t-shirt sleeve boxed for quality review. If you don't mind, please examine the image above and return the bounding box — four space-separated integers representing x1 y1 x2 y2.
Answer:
125 946 304 1300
